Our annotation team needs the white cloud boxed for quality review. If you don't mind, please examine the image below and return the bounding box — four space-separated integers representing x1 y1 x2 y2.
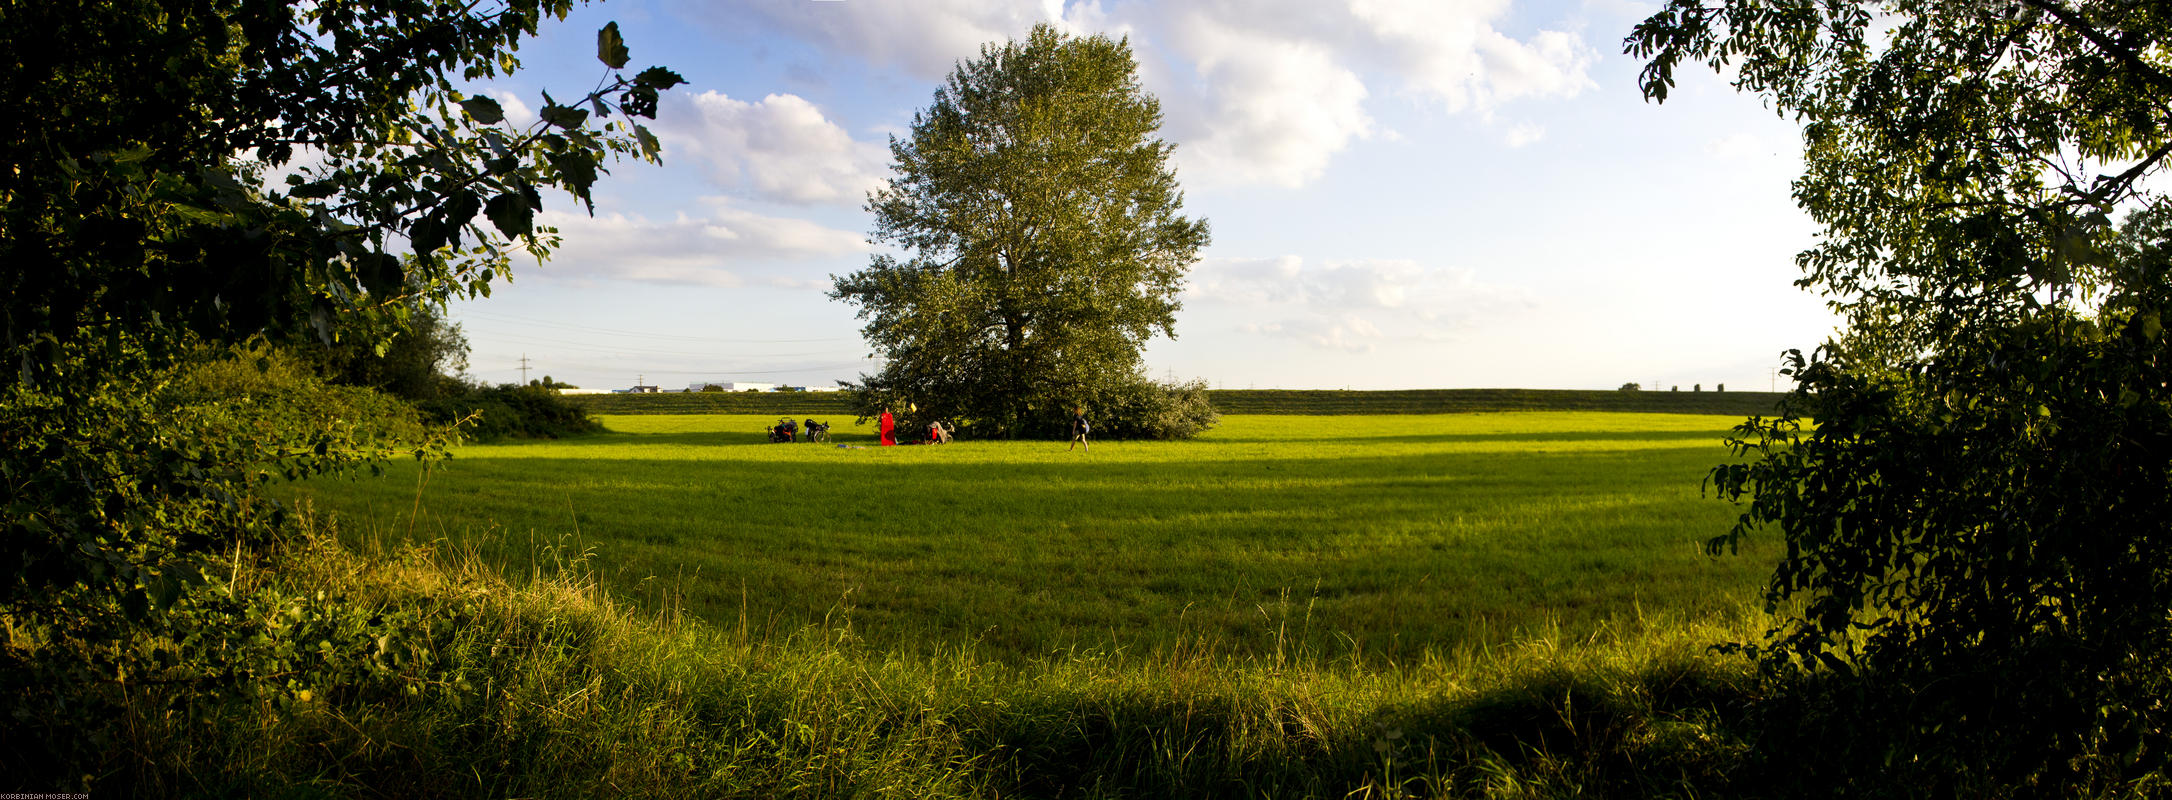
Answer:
658 91 888 206
1160 11 1373 188
1505 122 1546 148
531 199 868 287
484 89 538 129
1188 256 1533 351
1243 316 1384 353
676 0 1060 79
1132 0 1593 186
678 1 1596 190
1344 0 1596 113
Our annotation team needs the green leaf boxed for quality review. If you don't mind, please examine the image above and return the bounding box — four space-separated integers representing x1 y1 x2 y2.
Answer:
289 181 339 200
356 253 404 296
409 216 448 253
459 96 506 125
485 192 535 238
634 66 686 90
548 149 600 207
539 104 589 130
597 21 630 69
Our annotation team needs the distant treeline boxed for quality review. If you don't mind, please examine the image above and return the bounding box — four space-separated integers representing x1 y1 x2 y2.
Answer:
1206 388 1791 416
565 391 859 415
566 388 1792 417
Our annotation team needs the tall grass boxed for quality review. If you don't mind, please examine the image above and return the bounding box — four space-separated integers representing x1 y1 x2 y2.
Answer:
109 508 1774 798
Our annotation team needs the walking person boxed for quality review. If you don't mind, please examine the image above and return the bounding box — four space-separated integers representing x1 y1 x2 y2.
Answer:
1068 406 1090 452
879 405 897 447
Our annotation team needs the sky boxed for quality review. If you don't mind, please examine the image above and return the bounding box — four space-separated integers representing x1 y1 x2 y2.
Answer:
444 0 1841 393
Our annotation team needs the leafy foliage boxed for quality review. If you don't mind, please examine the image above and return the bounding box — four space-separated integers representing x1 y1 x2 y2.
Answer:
1633 0 2172 787
297 299 602 441
831 24 1214 439
4 0 684 374
0 1 679 787
1629 0 2165 343
1090 375 1221 440
0 342 450 779
421 382 605 443
297 297 472 401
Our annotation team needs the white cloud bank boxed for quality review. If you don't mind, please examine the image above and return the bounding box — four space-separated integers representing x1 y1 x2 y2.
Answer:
532 199 868 288
675 0 1596 189
657 91 889 206
683 0 1069 80
1184 256 1534 352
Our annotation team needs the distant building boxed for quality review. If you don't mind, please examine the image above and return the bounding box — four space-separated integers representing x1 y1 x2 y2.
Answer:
689 381 777 392
615 384 661 394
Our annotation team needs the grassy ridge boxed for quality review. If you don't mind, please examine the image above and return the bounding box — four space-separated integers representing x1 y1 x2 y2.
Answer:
1205 388 1788 416
283 412 1778 663
566 388 1789 417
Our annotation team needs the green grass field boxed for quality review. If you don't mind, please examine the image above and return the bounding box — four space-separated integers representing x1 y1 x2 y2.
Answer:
284 411 1779 663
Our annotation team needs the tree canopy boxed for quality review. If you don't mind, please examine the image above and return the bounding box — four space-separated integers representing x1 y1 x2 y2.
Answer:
1631 1 2172 787
4 0 681 379
1632 0 2168 348
0 1 679 783
831 24 1213 439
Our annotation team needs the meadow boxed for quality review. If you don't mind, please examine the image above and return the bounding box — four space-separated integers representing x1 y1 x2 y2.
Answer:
285 411 1781 663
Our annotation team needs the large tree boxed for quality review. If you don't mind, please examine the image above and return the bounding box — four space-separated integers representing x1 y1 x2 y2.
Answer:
0 1 679 780
831 24 1211 439
1631 0 2172 787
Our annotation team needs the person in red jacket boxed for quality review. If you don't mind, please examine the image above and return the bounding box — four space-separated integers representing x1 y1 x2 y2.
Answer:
878 406 896 446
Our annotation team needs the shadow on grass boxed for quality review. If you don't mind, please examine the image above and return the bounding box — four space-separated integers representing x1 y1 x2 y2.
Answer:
939 656 1766 798
525 429 876 448
295 438 1766 667
518 426 1730 451
1204 428 1735 446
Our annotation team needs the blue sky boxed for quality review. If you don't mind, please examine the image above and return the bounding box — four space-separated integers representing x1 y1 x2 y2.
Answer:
448 0 1839 392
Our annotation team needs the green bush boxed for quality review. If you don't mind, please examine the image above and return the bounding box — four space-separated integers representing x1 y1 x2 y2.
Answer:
418 383 604 443
873 374 1220 441
1092 375 1220 440
0 340 448 788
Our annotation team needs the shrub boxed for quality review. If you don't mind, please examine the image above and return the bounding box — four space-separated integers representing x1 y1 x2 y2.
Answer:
417 383 604 443
0 340 449 787
1091 375 1221 440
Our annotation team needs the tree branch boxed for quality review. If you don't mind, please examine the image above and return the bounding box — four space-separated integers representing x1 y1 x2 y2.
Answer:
2018 0 2172 96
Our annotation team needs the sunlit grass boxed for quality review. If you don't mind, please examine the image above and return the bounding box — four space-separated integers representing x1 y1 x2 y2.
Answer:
284 412 1779 662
